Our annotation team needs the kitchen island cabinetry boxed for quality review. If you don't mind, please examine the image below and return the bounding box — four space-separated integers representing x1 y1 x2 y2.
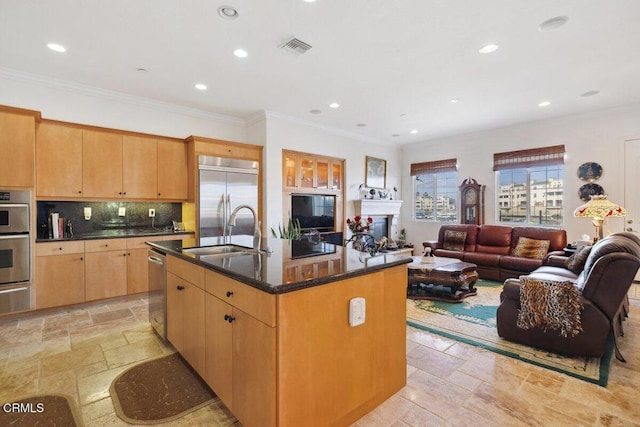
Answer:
157 237 408 427
35 241 85 309
167 256 205 376
204 269 276 427
0 107 37 188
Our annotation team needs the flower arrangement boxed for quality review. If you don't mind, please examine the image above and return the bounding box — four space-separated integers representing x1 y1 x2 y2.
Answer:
346 215 373 233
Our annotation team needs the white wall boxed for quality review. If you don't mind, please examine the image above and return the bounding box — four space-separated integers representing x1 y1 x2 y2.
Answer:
0 71 247 141
401 103 640 249
262 113 401 238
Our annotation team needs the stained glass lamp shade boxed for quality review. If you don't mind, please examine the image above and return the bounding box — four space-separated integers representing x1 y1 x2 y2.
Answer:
573 195 627 240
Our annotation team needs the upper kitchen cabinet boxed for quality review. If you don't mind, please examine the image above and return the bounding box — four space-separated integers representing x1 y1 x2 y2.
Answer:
157 139 188 200
122 135 158 199
83 129 124 198
0 106 39 188
36 119 188 201
282 150 343 193
37 121 83 197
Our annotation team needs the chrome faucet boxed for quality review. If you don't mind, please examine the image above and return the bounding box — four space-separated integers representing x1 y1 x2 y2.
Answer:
227 205 261 251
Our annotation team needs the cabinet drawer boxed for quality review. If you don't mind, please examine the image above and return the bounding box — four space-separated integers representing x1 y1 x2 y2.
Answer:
36 240 85 256
205 270 275 327
85 238 127 253
126 235 166 250
167 256 205 289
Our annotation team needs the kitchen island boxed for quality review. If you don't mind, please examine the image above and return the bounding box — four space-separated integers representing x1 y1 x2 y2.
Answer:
148 236 411 427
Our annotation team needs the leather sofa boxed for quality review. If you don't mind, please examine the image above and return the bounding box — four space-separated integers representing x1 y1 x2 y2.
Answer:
422 224 567 281
496 232 640 359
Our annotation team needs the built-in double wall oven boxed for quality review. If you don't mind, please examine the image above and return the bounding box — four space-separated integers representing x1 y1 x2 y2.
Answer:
0 190 31 314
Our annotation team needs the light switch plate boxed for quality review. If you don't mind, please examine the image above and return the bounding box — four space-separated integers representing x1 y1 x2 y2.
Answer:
349 297 366 327
118 207 126 217
149 208 156 217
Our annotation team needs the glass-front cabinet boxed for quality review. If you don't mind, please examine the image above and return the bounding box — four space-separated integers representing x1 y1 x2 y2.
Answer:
282 150 343 193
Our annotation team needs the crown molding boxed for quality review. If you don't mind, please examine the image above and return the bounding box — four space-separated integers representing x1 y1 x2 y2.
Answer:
0 67 244 125
257 109 387 146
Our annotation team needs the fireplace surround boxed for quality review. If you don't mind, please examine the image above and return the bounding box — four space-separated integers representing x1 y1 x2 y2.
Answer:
353 199 402 240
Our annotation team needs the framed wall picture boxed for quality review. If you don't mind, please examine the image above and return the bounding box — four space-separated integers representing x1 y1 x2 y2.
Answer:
365 156 386 189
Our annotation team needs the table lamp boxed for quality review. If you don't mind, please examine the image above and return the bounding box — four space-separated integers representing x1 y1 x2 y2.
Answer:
573 195 627 241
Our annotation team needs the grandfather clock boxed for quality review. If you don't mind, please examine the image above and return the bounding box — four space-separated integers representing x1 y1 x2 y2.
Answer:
459 178 485 225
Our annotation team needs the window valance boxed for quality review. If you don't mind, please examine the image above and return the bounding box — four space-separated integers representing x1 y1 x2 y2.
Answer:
493 145 565 171
410 158 457 176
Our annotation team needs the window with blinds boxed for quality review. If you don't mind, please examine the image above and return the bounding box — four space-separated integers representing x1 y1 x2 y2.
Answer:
411 158 458 222
495 145 565 225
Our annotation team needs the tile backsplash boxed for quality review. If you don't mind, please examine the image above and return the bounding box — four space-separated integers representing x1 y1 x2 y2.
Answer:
37 201 182 238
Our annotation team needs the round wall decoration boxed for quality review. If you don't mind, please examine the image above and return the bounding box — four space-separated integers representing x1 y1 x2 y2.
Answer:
578 183 604 201
577 162 603 182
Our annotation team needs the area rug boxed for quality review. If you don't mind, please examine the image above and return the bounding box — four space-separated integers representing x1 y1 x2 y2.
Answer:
110 353 237 425
0 394 84 426
406 279 614 386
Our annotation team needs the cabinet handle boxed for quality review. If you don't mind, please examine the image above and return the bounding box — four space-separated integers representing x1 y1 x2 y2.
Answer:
226 291 234 298
80 257 84 261
119 192 122 195
104 244 108 247
58 247 63 251
224 314 235 323
158 193 161 196
177 285 184 291
78 190 82 194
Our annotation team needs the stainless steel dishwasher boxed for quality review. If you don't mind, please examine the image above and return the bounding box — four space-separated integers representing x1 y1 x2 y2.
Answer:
148 249 166 341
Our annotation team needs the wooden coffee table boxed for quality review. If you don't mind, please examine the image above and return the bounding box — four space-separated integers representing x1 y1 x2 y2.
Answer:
407 256 479 302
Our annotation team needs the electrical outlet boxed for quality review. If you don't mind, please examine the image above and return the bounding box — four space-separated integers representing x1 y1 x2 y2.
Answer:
118 207 126 217
149 208 156 218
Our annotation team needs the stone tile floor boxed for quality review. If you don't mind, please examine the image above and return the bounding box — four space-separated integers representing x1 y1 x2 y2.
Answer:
0 285 639 426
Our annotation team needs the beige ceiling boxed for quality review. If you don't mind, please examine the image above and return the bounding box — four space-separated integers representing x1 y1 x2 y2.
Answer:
2 0 640 145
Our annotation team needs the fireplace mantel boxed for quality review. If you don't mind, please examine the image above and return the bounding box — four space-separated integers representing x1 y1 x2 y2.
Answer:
354 199 403 216
353 199 403 238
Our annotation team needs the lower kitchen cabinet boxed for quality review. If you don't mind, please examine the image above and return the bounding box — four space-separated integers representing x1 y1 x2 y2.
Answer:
85 239 127 301
126 236 168 294
166 261 205 377
204 269 276 427
35 241 85 309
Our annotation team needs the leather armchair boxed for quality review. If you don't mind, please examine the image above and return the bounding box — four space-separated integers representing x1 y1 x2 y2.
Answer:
496 233 640 359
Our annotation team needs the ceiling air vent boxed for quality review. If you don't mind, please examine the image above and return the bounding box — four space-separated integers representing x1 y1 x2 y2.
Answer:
281 38 312 55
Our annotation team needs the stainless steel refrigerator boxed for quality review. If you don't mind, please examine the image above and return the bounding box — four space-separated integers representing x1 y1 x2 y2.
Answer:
198 155 259 238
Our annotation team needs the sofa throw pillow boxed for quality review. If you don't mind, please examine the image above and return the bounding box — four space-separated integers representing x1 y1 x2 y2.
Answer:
566 246 592 274
517 277 583 337
443 230 467 251
511 237 550 259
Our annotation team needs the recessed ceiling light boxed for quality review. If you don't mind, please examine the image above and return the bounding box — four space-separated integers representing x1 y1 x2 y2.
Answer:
233 48 248 58
450 98 460 103
303 0 317 3
329 102 340 108
218 6 239 19
538 16 569 32
47 43 66 53
538 101 551 107
356 123 366 127
410 130 419 134
479 44 499 54
195 83 207 91
581 90 600 97
309 109 322 114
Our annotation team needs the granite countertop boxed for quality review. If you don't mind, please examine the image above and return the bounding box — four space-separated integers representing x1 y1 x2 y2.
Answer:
36 228 194 242
148 236 412 295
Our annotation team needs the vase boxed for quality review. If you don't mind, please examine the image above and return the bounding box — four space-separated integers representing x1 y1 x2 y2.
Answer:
346 232 375 252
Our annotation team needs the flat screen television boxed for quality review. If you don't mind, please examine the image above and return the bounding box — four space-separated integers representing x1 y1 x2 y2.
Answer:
291 194 335 232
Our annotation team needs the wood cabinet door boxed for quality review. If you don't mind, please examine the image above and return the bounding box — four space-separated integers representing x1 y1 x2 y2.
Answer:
0 111 35 188
36 122 83 197
182 282 205 377
35 254 85 309
123 135 157 199
204 293 234 408
232 309 276 427
83 130 123 198
166 272 184 353
84 250 127 301
157 139 188 200
126 247 149 294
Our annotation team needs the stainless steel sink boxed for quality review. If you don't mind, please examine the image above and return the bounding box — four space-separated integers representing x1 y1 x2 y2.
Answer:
181 245 261 258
